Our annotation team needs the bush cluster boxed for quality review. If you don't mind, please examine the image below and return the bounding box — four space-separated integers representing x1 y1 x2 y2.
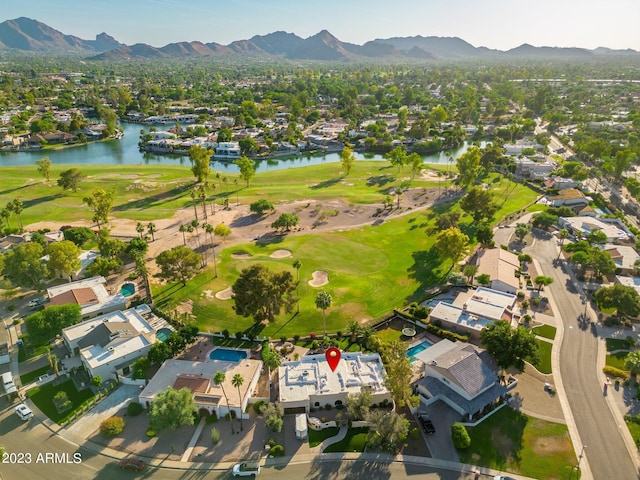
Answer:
451 423 471 449
127 402 143 416
100 416 125 437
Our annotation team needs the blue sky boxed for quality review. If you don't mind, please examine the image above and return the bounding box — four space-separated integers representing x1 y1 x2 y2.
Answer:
3 0 639 51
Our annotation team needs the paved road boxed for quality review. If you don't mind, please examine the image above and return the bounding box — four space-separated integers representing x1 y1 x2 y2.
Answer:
527 232 640 480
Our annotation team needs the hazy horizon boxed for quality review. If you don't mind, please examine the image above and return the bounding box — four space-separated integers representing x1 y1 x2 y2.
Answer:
2 0 640 51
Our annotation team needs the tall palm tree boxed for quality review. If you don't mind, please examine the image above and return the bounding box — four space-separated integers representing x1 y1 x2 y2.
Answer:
346 320 361 344
293 259 302 313
315 291 332 336
231 374 245 431
179 224 187 246
147 222 157 242
190 190 199 221
199 183 208 220
214 371 234 434
204 223 217 277
136 222 145 239
557 229 570 259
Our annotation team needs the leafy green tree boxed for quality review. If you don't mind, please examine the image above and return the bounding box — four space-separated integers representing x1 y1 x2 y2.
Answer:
131 356 151 381
26 304 82 344
36 157 53 181
213 223 232 242
57 168 84 192
63 227 94 247
47 240 81 280
435 211 461 231
83 189 115 228
232 264 297 323
315 290 332 336
366 410 409 453
340 145 356 176
126 237 149 257
451 423 471 449
480 320 539 372
463 264 478 283
594 284 640 317
625 351 640 380
533 275 554 292
460 187 497 222
380 340 418 408
456 146 482 188
231 373 245 431
586 229 607 247
476 273 491 286
8 199 24 231
188 145 212 183
434 227 469 273
514 223 531 243
261 340 282 376
148 387 197 432
239 137 258 155
476 223 495 248
589 249 616 278
155 245 201 286
271 213 299 232
408 152 424 178
4 242 48 291
385 145 407 172
214 371 235 433
250 199 274 215
261 402 284 433
346 388 372 421
234 156 256 187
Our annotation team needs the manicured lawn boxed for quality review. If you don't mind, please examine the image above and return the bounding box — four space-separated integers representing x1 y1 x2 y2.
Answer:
606 352 628 371
625 418 640 450
374 327 405 344
308 427 339 447
606 338 632 352
20 365 50 385
323 427 369 453
532 324 557 340
27 379 96 424
529 339 552 374
458 407 576 480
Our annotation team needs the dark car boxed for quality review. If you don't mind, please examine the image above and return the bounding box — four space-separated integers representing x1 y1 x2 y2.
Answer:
119 458 146 471
418 415 435 434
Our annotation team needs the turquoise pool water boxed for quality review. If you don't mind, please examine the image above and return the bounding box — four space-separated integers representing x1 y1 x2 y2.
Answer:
209 348 248 362
406 339 433 362
121 283 135 297
157 328 172 342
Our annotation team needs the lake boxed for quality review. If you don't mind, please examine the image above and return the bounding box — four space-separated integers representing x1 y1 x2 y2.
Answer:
0 121 480 173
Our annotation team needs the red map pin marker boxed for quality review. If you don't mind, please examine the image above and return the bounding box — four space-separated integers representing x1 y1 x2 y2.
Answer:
325 347 341 372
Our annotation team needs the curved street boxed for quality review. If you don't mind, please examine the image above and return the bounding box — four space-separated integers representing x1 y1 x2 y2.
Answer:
526 230 639 480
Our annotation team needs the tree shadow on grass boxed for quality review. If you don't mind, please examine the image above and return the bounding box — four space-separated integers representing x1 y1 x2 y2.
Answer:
309 177 341 190
112 182 194 211
366 175 395 187
406 248 446 304
22 193 64 209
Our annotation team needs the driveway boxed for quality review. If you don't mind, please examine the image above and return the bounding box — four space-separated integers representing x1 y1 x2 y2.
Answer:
418 400 462 462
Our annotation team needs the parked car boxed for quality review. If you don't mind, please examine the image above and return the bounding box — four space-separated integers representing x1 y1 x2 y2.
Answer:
493 476 518 480
15 403 33 421
232 460 261 476
2 372 17 394
119 458 146 471
418 415 435 434
28 298 47 307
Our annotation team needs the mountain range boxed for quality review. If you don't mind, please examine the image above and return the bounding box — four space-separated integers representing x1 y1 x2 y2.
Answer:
0 17 638 61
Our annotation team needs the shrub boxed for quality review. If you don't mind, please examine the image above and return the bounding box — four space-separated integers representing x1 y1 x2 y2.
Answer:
253 400 266 414
413 306 430 319
211 427 220 444
603 365 628 379
266 438 277 448
100 416 125 437
127 402 143 417
451 423 471 449
12 317 20 324
146 428 157 437
280 335 287 343
309 332 317 339
206 412 218 423
222 329 230 339
325 403 332 411
270 444 285 457
236 331 243 340
293 334 301 343
409 427 419 439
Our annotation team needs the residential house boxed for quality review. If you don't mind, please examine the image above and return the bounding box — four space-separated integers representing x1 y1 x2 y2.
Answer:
515 158 555 179
278 352 391 414
46 276 126 320
558 217 634 243
603 244 640 274
544 176 582 190
62 306 168 381
414 339 508 420
475 248 521 294
545 188 590 213
139 356 262 419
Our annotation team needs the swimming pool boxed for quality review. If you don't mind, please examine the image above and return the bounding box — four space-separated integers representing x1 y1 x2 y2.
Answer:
121 283 136 297
424 298 454 308
406 339 433 362
156 328 172 342
209 347 248 362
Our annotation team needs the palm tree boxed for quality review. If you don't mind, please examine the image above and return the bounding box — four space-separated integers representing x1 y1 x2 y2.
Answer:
191 219 201 250
198 183 208 220
231 374 245 431
147 222 157 242
214 371 234 434
204 223 217 277
234 178 239 206
134 253 152 303
557 229 570 259
10 199 23 231
346 320 361 344
136 222 145 239
179 224 187 246
190 190 199 221
315 291 332 336
0 208 10 229
293 259 302 313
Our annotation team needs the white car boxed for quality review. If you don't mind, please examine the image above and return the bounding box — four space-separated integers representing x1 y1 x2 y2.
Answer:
232 460 260 476
15 403 33 421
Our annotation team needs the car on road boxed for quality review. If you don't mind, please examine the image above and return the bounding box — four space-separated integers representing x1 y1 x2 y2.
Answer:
418 415 435 434
15 403 33 420
232 460 261 476
119 458 146 471
493 476 518 480
28 298 47 307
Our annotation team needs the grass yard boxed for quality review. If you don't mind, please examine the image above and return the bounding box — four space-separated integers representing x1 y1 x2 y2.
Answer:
529 339 552 374
606 338 632 352
20 365 50 385
532 324 557 340
308 427 339 448
606 352 628 371
457 407 576 480
323 427 369 453
625 418 640 450
27 379 96 424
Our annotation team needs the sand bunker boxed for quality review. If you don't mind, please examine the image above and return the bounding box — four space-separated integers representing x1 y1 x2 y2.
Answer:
202 289 215 299
215 287 234 300
231 251 253 259
270 249 292 258
308 270 329 287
